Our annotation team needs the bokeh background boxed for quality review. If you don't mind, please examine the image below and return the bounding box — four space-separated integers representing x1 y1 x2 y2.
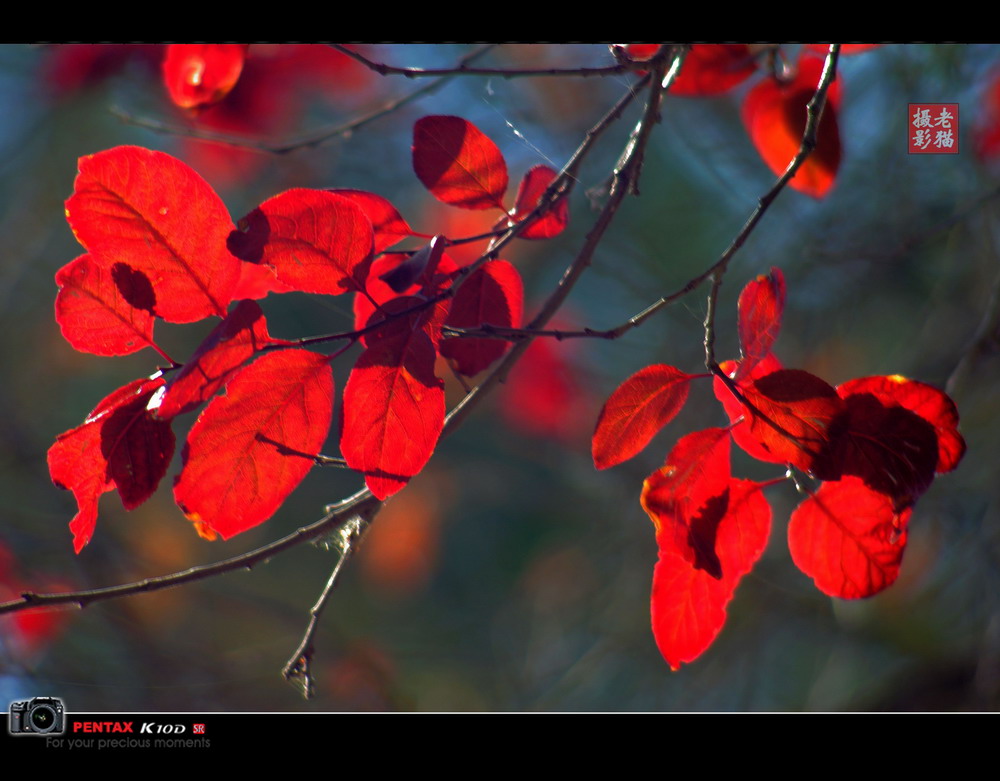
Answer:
1 43 998 711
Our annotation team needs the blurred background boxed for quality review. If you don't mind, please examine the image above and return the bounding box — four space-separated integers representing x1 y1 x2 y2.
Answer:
0 43 998 712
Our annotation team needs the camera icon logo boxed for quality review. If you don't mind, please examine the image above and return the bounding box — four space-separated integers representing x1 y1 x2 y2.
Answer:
8 697 66 735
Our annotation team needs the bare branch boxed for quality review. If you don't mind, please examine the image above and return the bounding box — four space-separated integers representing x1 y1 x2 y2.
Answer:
329 44 639 80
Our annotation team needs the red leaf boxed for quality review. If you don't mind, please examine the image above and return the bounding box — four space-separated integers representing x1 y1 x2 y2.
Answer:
173 349 334 540
641 428 732 544
741 57 842 198
65 146 241 322
810 376 964 510
788 477 911 599
670 44 757 96
511 165 569 240
55 254 157 356
715 365 844 472
163 44 247 110
642 432 772 670
592 365 696 470
48 377 173 553
154 300 288 419
440 259 524 376
229 189 375 296
836 376 966 474
413 115 509 211
736 267 785 378
329 189 425 254
354 252 458 348
341 302 445 500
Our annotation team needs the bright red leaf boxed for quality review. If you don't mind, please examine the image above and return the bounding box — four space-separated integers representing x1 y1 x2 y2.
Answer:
741 56 842 198
511 165 569 240
736 267 785 378
341 300 446 500
440 259 524 376
592 364 696 470
154 300 289 419
788 477 911 599
330 189 425 254
412 116 509 211
162 44 248 110
173 349 334 540
55 254 158 357
65 146 241 322
715 364 844 472
642 430 771 669
48 377 173 553
354 252 458 348
229 188 375 296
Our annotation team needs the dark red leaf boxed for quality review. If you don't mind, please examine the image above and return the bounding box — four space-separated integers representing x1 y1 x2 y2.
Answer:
55 254 157 356
592 365 696 470
341 301 445 500
810 376 964 510
354 253 458 348
836 375 966 474
65 146 241 322
329 189 426 254
440 259 524 376
511 165 569 240
642 431 771 670
230 188 375 296
736 267 785 378
670 44 757 96
48 377 172 553
162 44 247 110
741 57 842 198
413 116 508 211
715 364 844 472
788 477 911 599
154 300 289 419
173 349 334 540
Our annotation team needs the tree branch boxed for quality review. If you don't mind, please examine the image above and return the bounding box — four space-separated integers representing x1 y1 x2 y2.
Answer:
329 43 639 80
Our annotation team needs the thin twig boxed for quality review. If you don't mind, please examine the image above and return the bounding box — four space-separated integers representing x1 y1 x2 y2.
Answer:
112 45 498 155
282 515 367 699
329 44 637 80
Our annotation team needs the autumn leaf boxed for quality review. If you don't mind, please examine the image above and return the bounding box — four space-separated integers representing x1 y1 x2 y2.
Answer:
670 44 757 96
641 429 771 669
413 115 509 211
229 188 375 296
341 300 445 500
65 146 241 322
173 349 334 540
440 259 524 376
510 165 569 240
741 56 842 198
162 44 248 110
329 189 426 254
154 300 289 419
592 364 696 470
736 267 785 378
788 477 911 599
55 254 158 357
715 363 844 472
48 377 173 553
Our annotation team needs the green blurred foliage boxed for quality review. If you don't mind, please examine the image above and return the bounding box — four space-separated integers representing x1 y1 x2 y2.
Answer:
1 44 998 712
